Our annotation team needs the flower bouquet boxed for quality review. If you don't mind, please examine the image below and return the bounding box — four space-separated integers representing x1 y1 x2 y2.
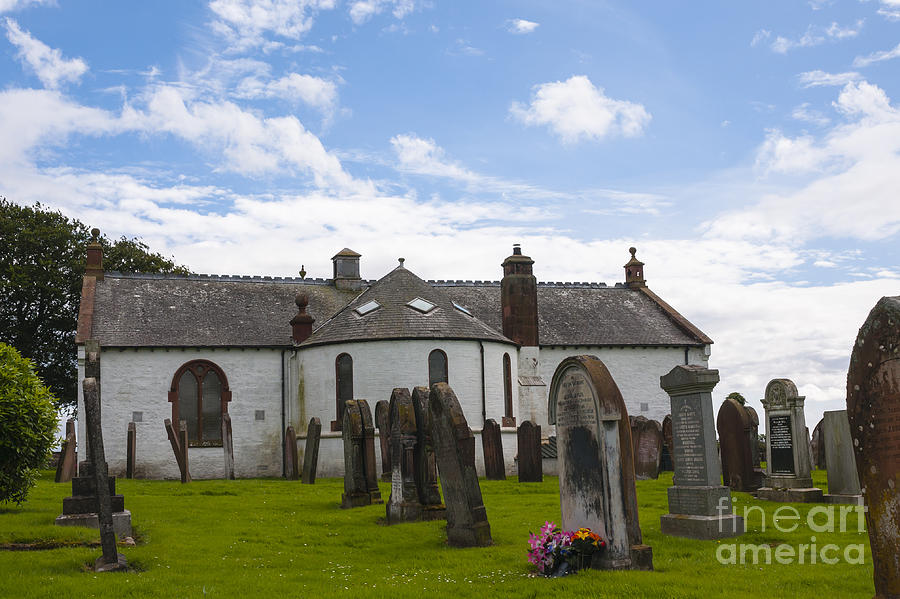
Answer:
527 521 606 577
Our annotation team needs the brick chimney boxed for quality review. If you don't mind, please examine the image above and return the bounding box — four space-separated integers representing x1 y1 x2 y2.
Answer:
501 244 538 346
624 246 645 288
290 293 315 343
85 228 104 280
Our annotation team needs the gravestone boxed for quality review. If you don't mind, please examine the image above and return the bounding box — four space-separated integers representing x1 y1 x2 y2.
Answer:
125 422 136 479
757 379 823 503
821 410 862 505
481 419 505 480
745 405 763 468
387 388 423 523
164 418 190 483
548 355 653 571
716 398 763 492
375 400 392 481
810 418 826 470
429 383 492 547
284 425 299 480
411 387 445 520
222 412 234 480
517 420 543 482
55 419 77 483
846 295 900 598
341 399 382 508
659 366 743 539
302 417 321 484
631 416 663 480
660 414 674 472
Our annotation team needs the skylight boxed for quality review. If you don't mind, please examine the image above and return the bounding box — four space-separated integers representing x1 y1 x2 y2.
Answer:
407 297 436 314
452 301 472 316
355 300 381 316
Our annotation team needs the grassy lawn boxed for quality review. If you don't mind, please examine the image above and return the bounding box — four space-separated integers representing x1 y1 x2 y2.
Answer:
0 469 873 598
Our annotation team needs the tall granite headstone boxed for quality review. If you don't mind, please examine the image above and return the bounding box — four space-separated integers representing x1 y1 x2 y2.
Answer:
517 420 543 482
429 383 492 547
55 419 78 483
375 399 392 481
302 417 321 484
341 400 383 507
821 410 862 505
284 425 299 480
631 416 663 480
387 388 423 523
660 414 674 472
659 366 743 539
758 378 822 502
411 387 445 520
716 398 763 492
548 355 653 571
810 418 826 470
481 419 505 480
847 295 900 598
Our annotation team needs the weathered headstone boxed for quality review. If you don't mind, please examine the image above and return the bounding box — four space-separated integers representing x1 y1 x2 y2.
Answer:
411 387 445 520
821 410 862 505
387 388 423 523
659 366 743 539
55 419 77 483
164 418 190 483
302 417 321 484
846 295 900 597
429 383 492 547
179 420 190 481
660 414 674 472
341 399 382 508
716 398 763 492
222 412 234 480
548 355 652 571
757 378 823 502
481 419 505 480
517 420 542 482
284 425 299 480
375 399 392 481
745 405 763 468
125 422 136 479
631 416 663 480
810 418 826 470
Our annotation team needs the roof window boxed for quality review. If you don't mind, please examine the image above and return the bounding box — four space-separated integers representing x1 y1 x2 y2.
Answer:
355 300 381 316
407 297 436 314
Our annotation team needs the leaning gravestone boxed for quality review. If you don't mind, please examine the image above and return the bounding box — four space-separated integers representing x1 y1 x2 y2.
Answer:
55 419 78 483
810 418 826 470
375 399 392 481
284 425 299 480
548 355 653 571
411 387 445 520
341 400 383 507
846 295 900 598
387 388 423 523
659 366 743 539
717 397 763 492
429 383 492 547
757 379 823 503
302 417 321 484
822 410 862 505
481 419 505 480
517 420 543 482
164 418 190 483
222 412 234 480
660 414 674 472
631 416 663 480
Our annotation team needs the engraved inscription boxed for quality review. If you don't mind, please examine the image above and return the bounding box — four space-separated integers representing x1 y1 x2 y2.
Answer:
673 400 706 485
556 370 599 429
769 414 795 475
868 362 900 463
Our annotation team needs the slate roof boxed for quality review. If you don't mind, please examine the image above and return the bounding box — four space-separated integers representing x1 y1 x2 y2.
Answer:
300 266 513 347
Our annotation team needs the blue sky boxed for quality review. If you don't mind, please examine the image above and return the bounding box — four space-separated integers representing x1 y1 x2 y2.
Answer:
2 0 898 425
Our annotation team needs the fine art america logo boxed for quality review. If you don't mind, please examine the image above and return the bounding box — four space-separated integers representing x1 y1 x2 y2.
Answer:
715 497 867 565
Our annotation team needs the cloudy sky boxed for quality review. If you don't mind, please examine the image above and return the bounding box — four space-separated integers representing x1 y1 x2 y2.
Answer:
2 0 898 426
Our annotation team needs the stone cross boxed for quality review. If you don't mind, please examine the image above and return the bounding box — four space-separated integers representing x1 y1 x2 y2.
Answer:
126 422 136 479
375 399 392 481
164 418 190 483
222 412 234 480
284 425 299 480
481 419 505 480
387 388 423 523
716 397 763 492
429 383 492 547
821 410 862 505
659 365 743 540
302 417 321 484
411 387 445 520
55 419 77 483
757 378 822 503
846 295 900 597
548 355 652 571
517 420 542 482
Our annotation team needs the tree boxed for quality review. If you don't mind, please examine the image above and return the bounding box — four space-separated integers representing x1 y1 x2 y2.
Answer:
0 343 59 504
0 199 190 410
726 392 746 405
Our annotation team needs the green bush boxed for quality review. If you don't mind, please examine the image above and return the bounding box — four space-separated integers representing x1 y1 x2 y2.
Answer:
0 343 58 504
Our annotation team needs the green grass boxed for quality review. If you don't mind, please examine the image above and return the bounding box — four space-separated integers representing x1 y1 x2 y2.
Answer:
0 469 874 598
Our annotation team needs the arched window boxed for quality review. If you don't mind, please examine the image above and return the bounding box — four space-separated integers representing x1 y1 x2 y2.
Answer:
168 360 231 446
428 349 448 387
503 353 513 419
334 353 353 431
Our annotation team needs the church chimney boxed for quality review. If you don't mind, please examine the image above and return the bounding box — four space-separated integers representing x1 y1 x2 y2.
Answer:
290 294 315 343
331 248 362 291
501 243 538 346
85 228 104 280
624 246 645 288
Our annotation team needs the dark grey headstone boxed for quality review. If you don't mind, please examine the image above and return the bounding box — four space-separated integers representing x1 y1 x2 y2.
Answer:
126 422 136 479
717 398 763 492
810 418 826 470
481 419 505 480
631 416 662 480
302 417 321 484
517 420 542 482
822 410 862 504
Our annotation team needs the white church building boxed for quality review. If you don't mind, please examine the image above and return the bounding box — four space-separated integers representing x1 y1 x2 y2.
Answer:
75 238 712 479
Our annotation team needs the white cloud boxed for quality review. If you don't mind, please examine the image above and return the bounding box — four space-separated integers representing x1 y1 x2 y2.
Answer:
449 38 483 56
234 72 338 113
510 75 650 143
506 18 539 34
4 18 87 88
791 103 830 126
0 0 51 14
348 0 414 25
769 20 863 54
750 29 771 46
853 41 900 67
798 70 861 87
208 0 336 50
876 0 900 20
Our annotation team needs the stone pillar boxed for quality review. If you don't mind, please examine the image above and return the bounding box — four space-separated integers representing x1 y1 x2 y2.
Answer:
659 366 743 540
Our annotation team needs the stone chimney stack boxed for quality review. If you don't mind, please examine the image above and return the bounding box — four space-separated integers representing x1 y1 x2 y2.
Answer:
332 248 363 291
290 294 315 343
85 228 104 280
624 247 645 288
501 243 539 346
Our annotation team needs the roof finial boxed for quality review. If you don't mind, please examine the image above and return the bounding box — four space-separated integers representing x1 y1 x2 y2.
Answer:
398 257 405 267
299 264 306 279
629 246 637 259
91 227 100 242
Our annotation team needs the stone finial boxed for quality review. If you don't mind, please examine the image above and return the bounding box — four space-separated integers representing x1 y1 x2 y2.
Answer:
290 293 315 343
624 246 645 288
398 257 405 267
85 228 104 281
299 264 306 279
